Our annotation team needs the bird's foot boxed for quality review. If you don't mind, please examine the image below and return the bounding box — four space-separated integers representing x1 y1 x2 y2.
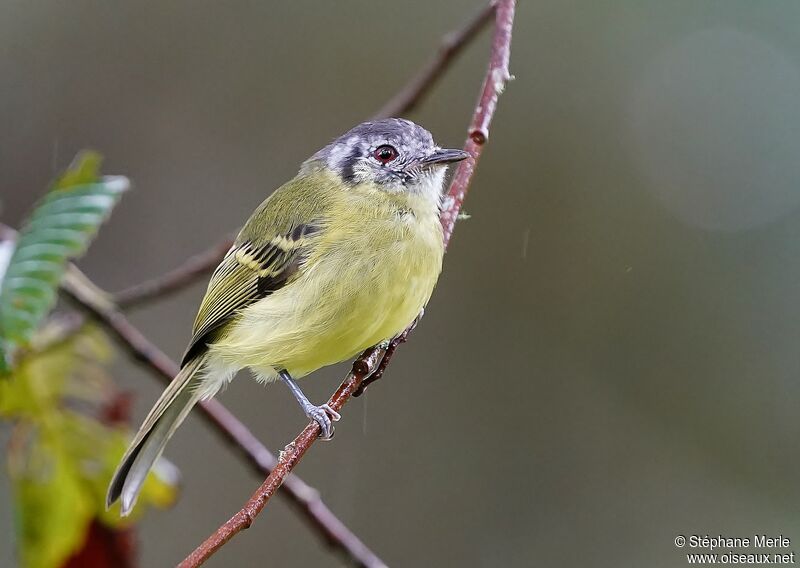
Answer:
304 403 341 440
279 369 341 440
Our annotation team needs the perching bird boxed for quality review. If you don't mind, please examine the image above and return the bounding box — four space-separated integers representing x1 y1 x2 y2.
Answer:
106 118 468 515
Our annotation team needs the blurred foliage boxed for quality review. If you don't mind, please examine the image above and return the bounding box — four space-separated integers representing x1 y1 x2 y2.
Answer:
0 153 176 567
2 323 177 568
0 152 129 372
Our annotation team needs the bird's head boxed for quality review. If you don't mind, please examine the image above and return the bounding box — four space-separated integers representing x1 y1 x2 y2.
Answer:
304 118 468 204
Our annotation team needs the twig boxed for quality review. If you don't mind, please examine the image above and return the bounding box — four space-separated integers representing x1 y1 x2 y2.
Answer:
113 235 235 309
0 223 387 568
372 1 496 120
183 1 516 565
439 0 515 243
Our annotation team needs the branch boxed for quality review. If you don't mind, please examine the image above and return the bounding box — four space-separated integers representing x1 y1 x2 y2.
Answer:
0 223 386 568
113 234 235 309
182 1 517 565
372 1 496 120
440 0 515 245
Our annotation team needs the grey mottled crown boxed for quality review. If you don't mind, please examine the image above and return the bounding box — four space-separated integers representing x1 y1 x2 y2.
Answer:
304 118 436 182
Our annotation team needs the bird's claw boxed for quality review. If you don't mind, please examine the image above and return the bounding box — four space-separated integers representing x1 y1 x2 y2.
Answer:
306 403 341 440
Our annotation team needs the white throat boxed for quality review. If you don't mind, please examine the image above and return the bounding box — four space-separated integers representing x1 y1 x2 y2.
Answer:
408 167 447 209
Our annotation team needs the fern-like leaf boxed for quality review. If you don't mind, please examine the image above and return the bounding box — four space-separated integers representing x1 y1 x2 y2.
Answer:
0 151 129 371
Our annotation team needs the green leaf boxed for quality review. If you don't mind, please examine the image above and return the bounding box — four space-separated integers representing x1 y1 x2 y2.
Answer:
6 325 178 566
12 432 94 568
0 152 129 370
0 322 110 417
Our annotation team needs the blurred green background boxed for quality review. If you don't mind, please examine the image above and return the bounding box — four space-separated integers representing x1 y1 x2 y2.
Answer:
3 1 800 566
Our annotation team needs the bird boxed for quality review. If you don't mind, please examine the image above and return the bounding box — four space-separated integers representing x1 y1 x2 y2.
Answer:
106 118 468 516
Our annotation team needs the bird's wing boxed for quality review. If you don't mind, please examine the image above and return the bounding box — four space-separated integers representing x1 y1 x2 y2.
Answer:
180 177 330 366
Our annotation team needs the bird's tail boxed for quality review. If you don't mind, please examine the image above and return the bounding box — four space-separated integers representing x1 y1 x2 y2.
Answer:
106 355 206 516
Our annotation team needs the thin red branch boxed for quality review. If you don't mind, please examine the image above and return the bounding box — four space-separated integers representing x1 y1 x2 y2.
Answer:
440 0 514 246
182 1 516 565
373 1 496 120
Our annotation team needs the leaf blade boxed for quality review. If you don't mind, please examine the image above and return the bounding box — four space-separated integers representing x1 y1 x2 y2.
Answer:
0 152 129 370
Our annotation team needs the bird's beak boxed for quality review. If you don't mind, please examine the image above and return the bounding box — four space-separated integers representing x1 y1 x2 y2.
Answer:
421 148 470 166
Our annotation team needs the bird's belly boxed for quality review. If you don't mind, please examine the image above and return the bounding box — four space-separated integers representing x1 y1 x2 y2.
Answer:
213 226 442 378
291 274 426 374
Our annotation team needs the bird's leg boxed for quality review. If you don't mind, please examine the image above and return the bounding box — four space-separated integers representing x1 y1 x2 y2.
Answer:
279 370 340 440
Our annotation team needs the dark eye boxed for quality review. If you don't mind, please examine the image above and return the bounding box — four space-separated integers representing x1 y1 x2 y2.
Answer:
373 144 398 164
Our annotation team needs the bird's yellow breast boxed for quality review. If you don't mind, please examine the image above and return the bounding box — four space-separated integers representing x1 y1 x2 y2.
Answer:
210 184 444 378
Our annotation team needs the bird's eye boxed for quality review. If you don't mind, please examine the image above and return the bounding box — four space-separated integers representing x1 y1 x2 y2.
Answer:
373 145 398 164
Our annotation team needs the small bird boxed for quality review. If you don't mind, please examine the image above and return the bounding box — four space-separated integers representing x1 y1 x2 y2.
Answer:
107 118 468 515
